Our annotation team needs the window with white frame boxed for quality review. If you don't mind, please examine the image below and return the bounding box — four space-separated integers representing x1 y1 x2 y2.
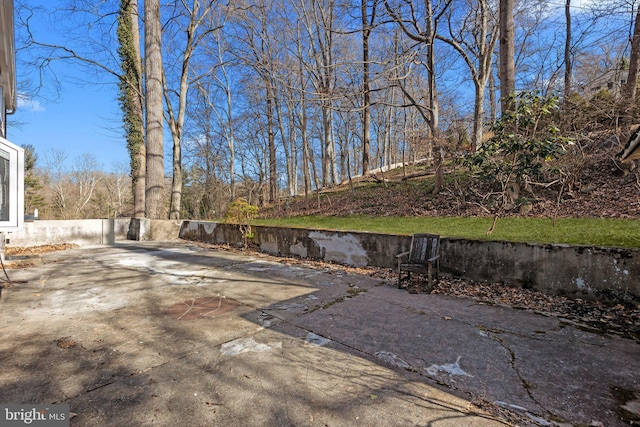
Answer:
0 136 24 232
0 86 5 138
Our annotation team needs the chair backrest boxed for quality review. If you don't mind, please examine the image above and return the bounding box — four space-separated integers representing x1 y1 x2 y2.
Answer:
408 234 440 265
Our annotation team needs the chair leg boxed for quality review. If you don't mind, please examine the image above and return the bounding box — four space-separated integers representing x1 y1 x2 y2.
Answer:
427 263 432 288
398 271 410 289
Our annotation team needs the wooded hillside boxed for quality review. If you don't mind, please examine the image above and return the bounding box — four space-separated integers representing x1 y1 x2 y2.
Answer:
262 130 640 220
15 0 640 220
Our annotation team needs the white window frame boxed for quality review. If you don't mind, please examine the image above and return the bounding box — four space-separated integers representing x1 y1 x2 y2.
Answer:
0 136 24 232
0 87 5 138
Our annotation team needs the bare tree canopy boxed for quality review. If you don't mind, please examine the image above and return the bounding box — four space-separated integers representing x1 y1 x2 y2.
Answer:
14 0 640 219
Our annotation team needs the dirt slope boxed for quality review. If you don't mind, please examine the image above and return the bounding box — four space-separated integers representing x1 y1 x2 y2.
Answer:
262 135 640 220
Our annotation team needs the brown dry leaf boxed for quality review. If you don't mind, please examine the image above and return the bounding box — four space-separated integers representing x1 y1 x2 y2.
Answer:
6 244 79 256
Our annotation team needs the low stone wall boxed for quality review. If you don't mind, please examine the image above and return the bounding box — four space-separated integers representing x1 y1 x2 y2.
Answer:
180 220 640 298
179 221 408 268
442 238 638 297
8 219 639 298
125 219 183 241
150 220 183 241
7 219 131 246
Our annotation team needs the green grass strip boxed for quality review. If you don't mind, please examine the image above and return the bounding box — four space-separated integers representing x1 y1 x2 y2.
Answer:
254 215 640 248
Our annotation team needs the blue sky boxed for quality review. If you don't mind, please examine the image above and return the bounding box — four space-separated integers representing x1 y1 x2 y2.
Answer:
9 0 132 172
10 81 130 171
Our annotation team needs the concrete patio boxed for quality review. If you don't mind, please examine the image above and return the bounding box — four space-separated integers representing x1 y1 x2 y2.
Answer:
0 241 637 426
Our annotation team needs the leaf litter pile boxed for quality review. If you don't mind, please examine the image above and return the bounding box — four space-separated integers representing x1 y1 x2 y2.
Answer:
428 278 639 341
5 244 79 256
388 272 639 342
2 244 79 270
375 270 638 342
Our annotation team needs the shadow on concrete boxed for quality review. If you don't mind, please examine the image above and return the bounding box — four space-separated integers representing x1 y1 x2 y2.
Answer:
1 242 636 426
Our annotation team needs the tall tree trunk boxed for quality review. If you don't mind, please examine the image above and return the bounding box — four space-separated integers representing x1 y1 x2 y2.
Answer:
267 83 277 202
224 78 236 201
385 104 392 166
623 7 640 124
283 87 299 197
322 101 338 187
437 0 498 150
499 0 515 114
299 0 337 188
563 0 572 103
130 0 145 218
472 84 486 150
296 28 311 202
169 125 182 219
302 119 311 202
165 1 217 218
144 0 165 219
361 0 376 176
117 0 145 218
274 95 294 196
329 110 338 185
426 13 442 194
488 63 497 124
214 32 235 201
385 0 443 191
288 107 298 196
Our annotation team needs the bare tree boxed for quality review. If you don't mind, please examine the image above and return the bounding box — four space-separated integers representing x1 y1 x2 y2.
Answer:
564 0 572 102
384 0 451 192
144 0 165 219
438 0 499 150
117 0 145 218
71 154 102 218
499 0 515 113
16 1 146 216
233 0 281 202
164 0 222 219
45 149 69 219
103 163 132 218
623 5 640 124
361 0 378 176
42 151 103 219
184 80 229 219
211 30 237 201
293 20 313 203
297 0 339 188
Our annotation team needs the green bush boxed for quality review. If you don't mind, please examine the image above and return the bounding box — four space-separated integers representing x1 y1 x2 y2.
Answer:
465 92 573 209
225 198 259 247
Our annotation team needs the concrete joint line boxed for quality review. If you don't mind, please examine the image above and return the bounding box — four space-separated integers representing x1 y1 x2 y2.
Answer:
272 314 374 365
305 287 368 315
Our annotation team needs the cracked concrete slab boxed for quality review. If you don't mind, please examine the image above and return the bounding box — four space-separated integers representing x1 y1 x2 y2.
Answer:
0 241 637 426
